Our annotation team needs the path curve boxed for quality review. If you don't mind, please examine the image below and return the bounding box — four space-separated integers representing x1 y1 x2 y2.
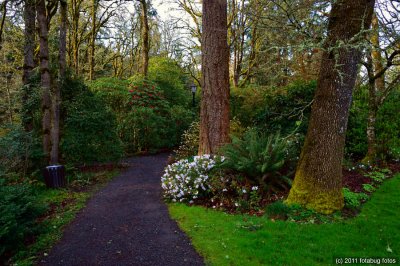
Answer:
40 154 204 266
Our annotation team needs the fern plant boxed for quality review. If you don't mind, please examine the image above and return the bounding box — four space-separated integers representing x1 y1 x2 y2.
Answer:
220 129 293 191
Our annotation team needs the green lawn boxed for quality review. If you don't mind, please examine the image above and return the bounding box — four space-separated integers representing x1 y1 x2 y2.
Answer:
169 174 400 266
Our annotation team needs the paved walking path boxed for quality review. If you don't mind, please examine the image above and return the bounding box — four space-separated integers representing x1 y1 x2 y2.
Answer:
40 154 204 266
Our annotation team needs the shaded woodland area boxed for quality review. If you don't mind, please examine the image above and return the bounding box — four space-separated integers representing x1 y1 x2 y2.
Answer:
0 0 399 264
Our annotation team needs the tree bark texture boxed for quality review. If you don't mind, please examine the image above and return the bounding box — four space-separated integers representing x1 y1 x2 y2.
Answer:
0 1 8 50
286 0 375 213
22 0 36 132
50 0 67 164
198 0 230 155
88 0 97 80
139 0 149 77
37 0 52 163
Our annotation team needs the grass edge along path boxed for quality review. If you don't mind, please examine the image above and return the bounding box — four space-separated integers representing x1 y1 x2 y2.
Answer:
11 170 119 266
169 174 400 266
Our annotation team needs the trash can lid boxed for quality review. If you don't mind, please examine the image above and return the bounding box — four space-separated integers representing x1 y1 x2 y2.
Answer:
46 165 63 169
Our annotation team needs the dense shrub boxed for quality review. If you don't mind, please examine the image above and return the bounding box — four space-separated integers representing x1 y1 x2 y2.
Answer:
119 107 168 153
231 80 315 136
0 125 39 177
148 57 191 106
161 155 264 212
61 78 123 164
375 90 400 160
161 155 222 202
0 180 46 259
346 87 400 160
88 77 130 115
346 88 368 158
220 129 295 191
110 77 195 154
174 121 200 160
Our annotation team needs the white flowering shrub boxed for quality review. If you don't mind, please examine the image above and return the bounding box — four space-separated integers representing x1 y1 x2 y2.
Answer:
161 155 223 202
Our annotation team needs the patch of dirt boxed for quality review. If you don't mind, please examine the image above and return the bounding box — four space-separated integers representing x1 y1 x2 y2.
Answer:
342 169 373 192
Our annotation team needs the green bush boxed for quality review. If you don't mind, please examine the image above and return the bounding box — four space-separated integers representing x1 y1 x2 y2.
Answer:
231 80 315 136
174 121 200 160
257 80 315 135
346 87 400 160
148 57 191 106
220 129 294 191
88 77 130 115
375 90 400 160
119 107 168 153
343 188 369 209
61 78 123 164
167 105 195 147
0 125 37 177
346 87 368 158
0 180 46 259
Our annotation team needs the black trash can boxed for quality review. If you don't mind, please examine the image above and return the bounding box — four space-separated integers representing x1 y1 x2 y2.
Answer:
43 165 66 188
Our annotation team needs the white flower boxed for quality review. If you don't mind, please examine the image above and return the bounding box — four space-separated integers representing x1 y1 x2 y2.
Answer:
235 202 239 207
242 189 247 193
222 188 227 192
251 186 258 191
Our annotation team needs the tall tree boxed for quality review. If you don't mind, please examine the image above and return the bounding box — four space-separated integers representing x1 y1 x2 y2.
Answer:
22 0 36 132
198 0 230 155
139 0 149 76
50 0 67 164
88 0 98 80
361 12 400 164
36 0 52 162
286 0 375 213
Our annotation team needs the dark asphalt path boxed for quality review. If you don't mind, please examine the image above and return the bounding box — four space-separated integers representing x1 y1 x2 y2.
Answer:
40 154 204 266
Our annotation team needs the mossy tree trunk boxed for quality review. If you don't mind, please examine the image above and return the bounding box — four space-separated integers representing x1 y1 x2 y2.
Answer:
88 0 97 81
139 0 149 77
37 0 52 163
198 0 230 155
22 0 36 132
362 13 386 165
286 0 375 214
50 0 67 165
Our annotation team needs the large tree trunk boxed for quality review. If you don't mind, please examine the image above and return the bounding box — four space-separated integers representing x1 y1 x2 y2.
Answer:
37 0 52 163
22 0 36 132
286 0 375 214
198 0 230 155
139 0 149 77
50 0 66 164
363 13 384 164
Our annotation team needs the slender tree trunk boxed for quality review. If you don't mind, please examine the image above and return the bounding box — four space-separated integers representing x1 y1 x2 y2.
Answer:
198 0 230 155
0 0 7 50
286 0 375 214
50 0 66 164
22 0 36 132
71 0 80 75
139 0 149 77
363 13 384 164
37 0 52 163
88 0 97 80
